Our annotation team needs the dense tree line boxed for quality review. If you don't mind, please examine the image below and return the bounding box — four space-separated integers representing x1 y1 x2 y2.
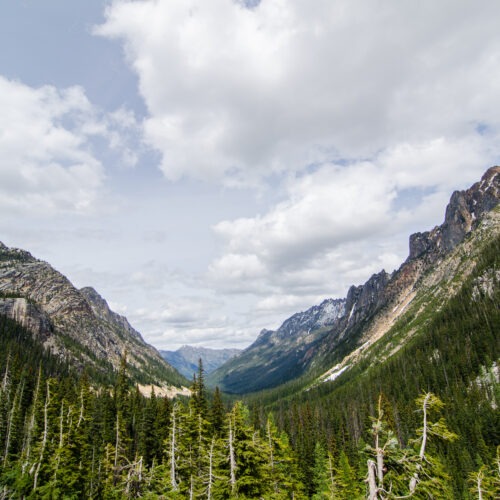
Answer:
0 321 305 498
0 316 498 498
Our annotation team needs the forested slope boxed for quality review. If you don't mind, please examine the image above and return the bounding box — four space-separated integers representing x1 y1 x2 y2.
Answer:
247 223 500 498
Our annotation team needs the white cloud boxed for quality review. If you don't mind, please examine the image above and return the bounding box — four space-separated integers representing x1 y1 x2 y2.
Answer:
129 295 258 350
98 0 500 184
92 0 500 334
209 162 397 291
206 129 499 321
0 77 104 213
10 0 496 350
0 76 141 214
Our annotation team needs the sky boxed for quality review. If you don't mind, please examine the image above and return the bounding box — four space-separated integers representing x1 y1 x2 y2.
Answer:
1 0 500 350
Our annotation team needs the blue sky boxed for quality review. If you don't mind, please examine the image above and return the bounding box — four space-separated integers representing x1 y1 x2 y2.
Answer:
1 0 500 349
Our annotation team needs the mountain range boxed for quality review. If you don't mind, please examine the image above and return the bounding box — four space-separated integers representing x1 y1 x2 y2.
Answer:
160 345 241 379
209 166 500 394
0 244 188 393
0 166 498 400
0 167 497 498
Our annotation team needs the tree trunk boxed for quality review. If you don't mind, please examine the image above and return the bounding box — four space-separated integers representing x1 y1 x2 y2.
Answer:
229 417 236 494
33 381 50 490
367 459 378 500
170 405 178 491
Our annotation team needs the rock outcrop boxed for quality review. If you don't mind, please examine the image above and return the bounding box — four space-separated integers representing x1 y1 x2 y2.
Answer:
409 166 499 260
80 286 143 342
0 244 184 387
0 297 52 338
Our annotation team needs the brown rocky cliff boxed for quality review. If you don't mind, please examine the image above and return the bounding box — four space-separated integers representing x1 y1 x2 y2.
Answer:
0 243 181 386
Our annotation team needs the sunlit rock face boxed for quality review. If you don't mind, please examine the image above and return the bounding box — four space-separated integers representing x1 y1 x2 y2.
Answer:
0 243 182 387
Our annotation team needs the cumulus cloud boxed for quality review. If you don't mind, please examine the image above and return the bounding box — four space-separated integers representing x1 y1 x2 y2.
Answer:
98 0 500 184
0 76 140 214
129 295 259 349
91 0 500 343
207 162 399 302
207 129 499 320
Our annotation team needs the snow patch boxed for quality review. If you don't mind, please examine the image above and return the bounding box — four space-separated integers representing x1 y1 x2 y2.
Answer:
323 364 350 383
348 304 356 320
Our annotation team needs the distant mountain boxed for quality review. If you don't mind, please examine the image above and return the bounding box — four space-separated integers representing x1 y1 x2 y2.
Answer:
211 166 500 394
161 345 241 379
0 246 188 392
208 298 345 392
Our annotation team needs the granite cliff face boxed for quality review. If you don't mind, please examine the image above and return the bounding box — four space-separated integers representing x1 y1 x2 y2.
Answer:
409 166 499 260
0 297 52 339
212 167 500 394
0 244 185 388
310 166 500 367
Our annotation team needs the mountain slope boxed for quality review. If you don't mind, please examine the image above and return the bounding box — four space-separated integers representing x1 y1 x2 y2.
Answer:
312 204 500 388
208 298 346 392
0 245 187 389
161 345 241 379
254 212 499 498
212 166 500 394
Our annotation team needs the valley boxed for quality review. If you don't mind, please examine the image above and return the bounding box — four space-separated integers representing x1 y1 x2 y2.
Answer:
0 167 498 498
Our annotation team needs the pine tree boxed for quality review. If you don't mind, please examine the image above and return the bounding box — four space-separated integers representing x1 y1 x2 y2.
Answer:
467 446 500 499
312 442 336 499
405 392 457 498
210 386 225 437
335 450 361 499
364 394 405 499
138 387 158 467
233 402 269 498
264 413 305 498
191 358 208 418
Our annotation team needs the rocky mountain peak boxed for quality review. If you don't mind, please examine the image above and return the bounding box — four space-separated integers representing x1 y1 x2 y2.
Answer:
80 286 143 342
0 242 184 387
344 270 391 325
409 166 500 260
211 166 500 394
275 297 346 339
0 241 35 263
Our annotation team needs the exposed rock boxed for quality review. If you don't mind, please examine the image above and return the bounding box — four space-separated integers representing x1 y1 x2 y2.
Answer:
344 271 391 326
409 166 499 260
0 298 52 338
80 287 143 342
275 298 346 340
0 243 183 387
318 167 500 364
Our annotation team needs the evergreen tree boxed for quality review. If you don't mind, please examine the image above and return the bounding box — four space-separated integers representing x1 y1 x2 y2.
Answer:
335 450 362 499
312 442 337 499
191 358 208 418
405 392 457 498
210 386 225 437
